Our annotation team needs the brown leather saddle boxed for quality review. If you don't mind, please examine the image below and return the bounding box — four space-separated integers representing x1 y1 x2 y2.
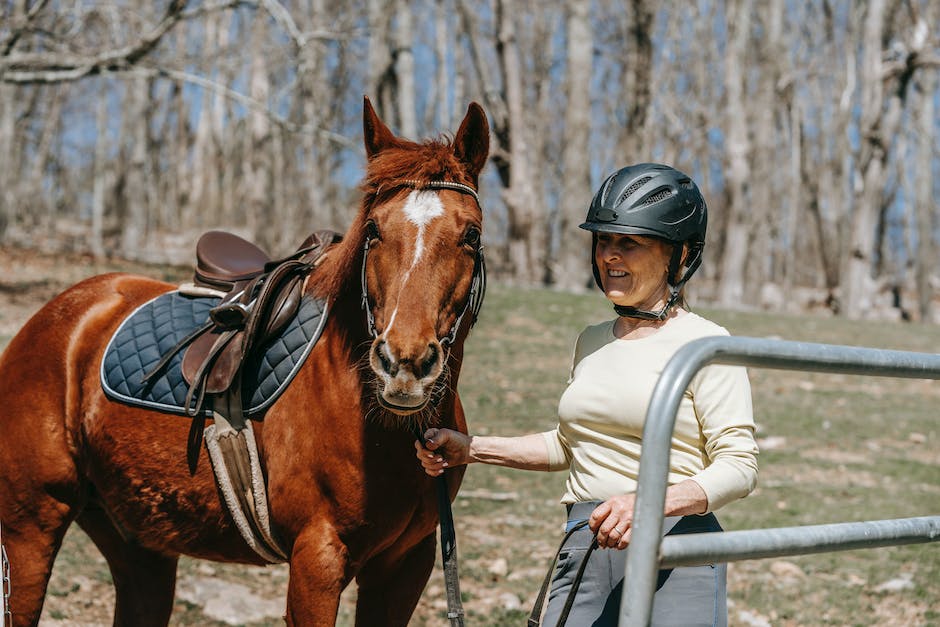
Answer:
142 229 340 471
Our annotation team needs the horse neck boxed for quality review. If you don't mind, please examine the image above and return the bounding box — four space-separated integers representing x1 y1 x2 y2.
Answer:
309 238 371 357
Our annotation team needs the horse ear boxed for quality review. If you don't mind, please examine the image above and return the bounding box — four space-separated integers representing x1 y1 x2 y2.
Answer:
363 96 397 159
453 102 489 180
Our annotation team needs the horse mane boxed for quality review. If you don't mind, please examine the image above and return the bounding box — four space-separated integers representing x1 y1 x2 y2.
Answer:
308 136 476 303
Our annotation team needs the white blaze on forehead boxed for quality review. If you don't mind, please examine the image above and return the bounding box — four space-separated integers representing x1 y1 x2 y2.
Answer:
404 190 445 261
385 190 444 334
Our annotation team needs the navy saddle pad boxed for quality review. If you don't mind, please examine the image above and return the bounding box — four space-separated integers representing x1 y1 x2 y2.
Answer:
101 290 328 417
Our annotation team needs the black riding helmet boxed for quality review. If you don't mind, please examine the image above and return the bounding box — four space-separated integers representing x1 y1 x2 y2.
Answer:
580 163 707 320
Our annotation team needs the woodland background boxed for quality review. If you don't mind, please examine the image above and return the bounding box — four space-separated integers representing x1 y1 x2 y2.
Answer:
1 0 938 322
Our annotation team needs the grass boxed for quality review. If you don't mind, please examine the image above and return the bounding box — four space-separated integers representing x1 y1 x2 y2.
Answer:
5 273 938 625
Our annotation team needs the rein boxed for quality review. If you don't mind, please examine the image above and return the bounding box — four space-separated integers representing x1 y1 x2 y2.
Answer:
360 180 487 346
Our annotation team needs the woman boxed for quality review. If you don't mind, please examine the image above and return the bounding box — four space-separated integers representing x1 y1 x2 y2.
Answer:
415 163 758 626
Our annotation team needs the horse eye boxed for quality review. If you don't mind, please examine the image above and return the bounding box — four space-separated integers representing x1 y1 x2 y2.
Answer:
463 226 481 248
365 221 381 242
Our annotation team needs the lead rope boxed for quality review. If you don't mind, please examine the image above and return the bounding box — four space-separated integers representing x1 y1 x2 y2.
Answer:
415 429 465 626
437 475 465 626
1 522 11 627
528 520 599 627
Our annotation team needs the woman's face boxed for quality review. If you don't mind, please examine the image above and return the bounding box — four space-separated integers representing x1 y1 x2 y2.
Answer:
594 232 674 310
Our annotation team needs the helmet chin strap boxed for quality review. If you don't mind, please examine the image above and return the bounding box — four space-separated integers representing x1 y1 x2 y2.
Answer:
613 288 682 321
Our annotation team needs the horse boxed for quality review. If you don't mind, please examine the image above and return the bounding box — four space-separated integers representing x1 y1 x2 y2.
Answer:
0 96 489 626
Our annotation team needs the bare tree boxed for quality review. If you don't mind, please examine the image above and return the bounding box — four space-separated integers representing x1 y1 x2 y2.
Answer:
843 0 938 318
716 0 752 306
552 0 592 289
914 69 936 322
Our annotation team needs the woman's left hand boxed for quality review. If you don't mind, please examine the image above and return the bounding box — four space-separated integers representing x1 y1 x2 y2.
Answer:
589 494 636 550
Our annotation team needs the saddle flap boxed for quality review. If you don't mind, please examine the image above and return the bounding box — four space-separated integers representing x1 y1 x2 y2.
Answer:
254 274 303 341
182 329 245 395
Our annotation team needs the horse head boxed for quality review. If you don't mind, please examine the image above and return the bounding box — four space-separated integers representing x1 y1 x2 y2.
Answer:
357 97 489 417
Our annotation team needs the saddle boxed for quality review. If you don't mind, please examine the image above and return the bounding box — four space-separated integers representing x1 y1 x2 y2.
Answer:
144 230 339 414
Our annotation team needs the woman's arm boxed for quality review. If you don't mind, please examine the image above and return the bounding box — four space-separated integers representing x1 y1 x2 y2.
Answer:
415 428 552 475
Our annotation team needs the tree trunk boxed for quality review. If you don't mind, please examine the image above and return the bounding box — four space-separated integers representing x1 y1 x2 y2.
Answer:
914 70 935 322
121 76 150 259
622 0 653 162
368 0 394 120
496 0 540 283
745 0 784 306
553 0 592 289
244 17 272 248
394 0 417 138
91 83 111 258
716 0 752 306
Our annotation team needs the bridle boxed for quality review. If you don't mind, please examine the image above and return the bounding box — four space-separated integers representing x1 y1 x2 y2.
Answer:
360 180 487 346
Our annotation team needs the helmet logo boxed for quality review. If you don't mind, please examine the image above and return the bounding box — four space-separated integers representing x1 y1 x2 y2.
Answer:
595 208 618 222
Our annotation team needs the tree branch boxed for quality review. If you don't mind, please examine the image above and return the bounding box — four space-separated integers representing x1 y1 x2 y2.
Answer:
142 66 356 147
1 1 189 82
0 0 52 56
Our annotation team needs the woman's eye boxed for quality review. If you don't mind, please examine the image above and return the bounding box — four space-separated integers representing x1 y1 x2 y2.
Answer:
366 221 381 242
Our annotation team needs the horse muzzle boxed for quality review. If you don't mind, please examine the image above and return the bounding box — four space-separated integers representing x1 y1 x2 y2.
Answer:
369 338 443 415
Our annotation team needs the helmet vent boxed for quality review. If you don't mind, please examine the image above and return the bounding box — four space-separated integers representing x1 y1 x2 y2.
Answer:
617 176 652 207
600 178 615 206
678 178 693 189
642 187 673 205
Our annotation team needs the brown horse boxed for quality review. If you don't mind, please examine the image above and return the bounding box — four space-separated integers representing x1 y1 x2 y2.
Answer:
0 97 489 626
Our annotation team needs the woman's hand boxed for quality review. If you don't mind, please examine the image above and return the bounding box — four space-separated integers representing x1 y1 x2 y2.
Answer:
414 428 472 476
589 494 636 550
588 481 709 550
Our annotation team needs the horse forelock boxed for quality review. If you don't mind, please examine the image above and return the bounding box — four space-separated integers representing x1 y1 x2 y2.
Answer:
361 137 477 197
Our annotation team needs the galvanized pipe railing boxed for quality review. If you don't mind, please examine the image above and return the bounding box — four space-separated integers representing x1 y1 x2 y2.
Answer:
619 336 940 626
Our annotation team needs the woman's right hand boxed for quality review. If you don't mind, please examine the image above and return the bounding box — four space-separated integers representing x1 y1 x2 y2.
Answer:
415 428 472 476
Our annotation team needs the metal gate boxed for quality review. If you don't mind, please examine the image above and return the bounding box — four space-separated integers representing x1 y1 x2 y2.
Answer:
619 336 940 626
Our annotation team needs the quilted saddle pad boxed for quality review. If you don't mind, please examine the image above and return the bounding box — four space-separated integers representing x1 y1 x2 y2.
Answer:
101 290 328 417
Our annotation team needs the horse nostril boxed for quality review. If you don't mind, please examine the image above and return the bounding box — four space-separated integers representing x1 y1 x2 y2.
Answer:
417 343 439 379
374 341 396 376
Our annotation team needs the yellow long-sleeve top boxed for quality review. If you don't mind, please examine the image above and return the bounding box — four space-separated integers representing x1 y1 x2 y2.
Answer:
541 312 759 512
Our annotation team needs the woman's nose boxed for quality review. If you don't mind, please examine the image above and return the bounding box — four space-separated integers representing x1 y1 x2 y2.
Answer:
600 242 621 260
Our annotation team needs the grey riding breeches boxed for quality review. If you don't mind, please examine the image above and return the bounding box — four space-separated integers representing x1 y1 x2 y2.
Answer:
541 501 728 627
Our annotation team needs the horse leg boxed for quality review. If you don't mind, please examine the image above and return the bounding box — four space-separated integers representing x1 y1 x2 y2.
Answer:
2 510 75 627
283 523 350 626
76 505 178 627
354 532 437 627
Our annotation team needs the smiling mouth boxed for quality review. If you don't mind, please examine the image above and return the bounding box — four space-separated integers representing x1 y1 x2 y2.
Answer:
607 270 627 277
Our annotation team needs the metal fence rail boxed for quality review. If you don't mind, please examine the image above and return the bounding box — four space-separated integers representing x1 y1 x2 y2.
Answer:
619 336 940 626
